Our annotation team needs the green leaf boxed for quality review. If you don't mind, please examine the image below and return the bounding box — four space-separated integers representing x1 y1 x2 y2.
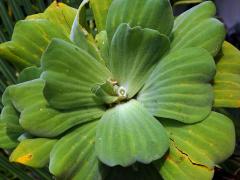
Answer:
96 31 110 66
0 122 22 149
109 23 170 98
70 0 104 64
171 1 225 56
41 38 111 110
0 20 69 69
92 80 119 104
0 2 76 69
96 100 169 167
156 112 235 179
89 0 112 31
0 89 23 149
1 89 19 124
214 41 240 107
8 79 104 137
173 0 203 5
10 138 57 168
17 66 42 83
106 0 174 41
138 48 215 123
27 1 77 35
155 141 214 180
50 121 108 179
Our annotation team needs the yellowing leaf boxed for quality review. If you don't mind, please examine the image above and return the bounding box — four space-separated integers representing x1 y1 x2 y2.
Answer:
10 138 57 168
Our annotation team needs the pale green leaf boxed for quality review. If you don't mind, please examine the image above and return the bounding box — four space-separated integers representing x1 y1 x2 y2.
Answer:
10 138 57 168
27 1 77 35
41 38 111 110
96 100 169 167
0 2 77 69
0 122 22 149
8 79 104 137
70 0 104 64
109 23 170 98
0 89 23 149
96 31 109 66
157 111 235 179
171 1 225 56
0 20 68 68
17 66 42 83
138 48 215 123
155 141 214 180
90 0 112 31
214 41 240 107
173 0 203 5
106 0 174 41
91 80 119 104
50 121 108 180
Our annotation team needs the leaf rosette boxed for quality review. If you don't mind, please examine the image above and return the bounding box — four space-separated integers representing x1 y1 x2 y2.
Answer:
0 0 236 179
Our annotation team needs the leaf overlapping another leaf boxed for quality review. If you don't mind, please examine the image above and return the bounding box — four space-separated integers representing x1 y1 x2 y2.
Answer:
0 2 76 69
0 0 237 179
96 100 169 167
171 1 225 56
138 48 215 123
214 41 240 107
156 111 235 179
8 79 104 137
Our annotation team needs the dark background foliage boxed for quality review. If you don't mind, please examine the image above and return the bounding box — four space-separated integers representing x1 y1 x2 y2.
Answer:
0 0 240 179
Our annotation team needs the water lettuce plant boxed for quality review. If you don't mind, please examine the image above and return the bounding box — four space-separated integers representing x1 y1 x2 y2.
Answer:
0 0 238 179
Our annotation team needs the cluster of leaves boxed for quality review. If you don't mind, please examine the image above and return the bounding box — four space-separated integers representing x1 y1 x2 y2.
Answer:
0 0 82 179
0 0 239 179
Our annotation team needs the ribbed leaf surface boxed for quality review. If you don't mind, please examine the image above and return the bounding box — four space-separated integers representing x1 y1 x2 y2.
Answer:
70 0 103 63
173 0 203 5
214 42 240 107
0 122 22 149
10 138 57 168
50 121 108 180
96 100 169 167
106 0 174 41
109 23 170 98
8 79 104 137
90 0 112 31
160 111 235 168
155 141 214 180
138 48 215 123
0 2 77 69
17 66 42 83
0 20 68 68
27 2 77 35
171 1 225 56
41 38 111 110
0 89 23 149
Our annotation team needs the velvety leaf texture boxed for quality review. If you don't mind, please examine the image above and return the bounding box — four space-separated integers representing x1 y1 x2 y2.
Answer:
106 0 174 41
157 111 235 179
96 100 169 167
8 79 104 137
171 1 225 56
50 121 108 180
41 38 111 110
0 1 236 179
214 41 240 107
109 23 170 98
10 138 57 168
138 48 215 123
0 2 76 69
